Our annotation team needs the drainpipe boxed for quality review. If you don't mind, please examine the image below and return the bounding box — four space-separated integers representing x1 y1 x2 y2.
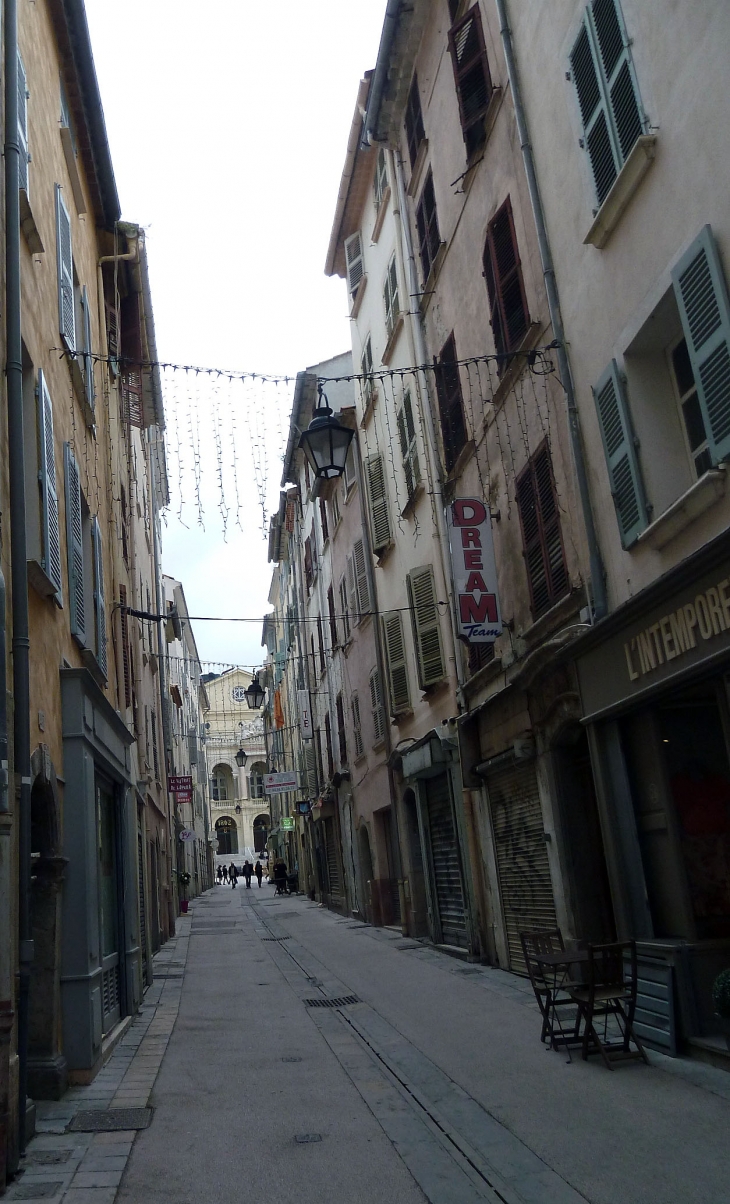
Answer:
391 150 466 692
0 564 13 1191
5 0 33 1153
493 0 607 620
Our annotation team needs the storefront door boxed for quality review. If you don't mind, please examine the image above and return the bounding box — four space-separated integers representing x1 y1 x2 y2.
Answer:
423 773 468 948
97 779 121 1033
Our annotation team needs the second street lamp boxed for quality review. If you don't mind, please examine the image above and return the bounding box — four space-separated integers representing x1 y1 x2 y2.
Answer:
235 747 247 769
244 673 265 710
298 383 354 480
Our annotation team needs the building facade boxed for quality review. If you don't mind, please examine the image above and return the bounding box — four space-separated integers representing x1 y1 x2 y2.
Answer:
203 667 268 867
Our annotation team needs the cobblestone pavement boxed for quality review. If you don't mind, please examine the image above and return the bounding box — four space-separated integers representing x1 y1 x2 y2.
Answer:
8 888 730 1203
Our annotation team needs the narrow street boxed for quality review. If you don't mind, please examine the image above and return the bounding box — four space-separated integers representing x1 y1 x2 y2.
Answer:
10 887 730 1204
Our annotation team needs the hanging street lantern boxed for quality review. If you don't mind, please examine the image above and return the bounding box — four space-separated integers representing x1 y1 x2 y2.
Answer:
235 747 248 768
244 673 265 710
298 382 355 480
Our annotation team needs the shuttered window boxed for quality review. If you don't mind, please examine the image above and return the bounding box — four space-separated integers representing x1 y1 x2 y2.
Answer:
361 335 375 407
64 443 86 646
336 693 347 766
81 285 95 408
119 585 131 708
365 453 391 554
516 443 569 619
319 496 329 542
122 369 143 427
324 711 334 778
92 516 108 679
304 536 313 591
56 185 75 352
397 390 421 501
468 642 495 675
37 372 63 601
345 231 364 305
483 197 529 359
405 74 425 169
353 538 371 621
434 334 467 472
317 616 326 674
351 694 364 758
369 669 386 744
383 254 400 340
570 0 645 206
18 54 29 195
671 225 730 467
304 743 318 795
407 566 446 688
373 148 388 211
448 4 493 159
327 585 338 648
592 359 648 546
338 576 351 643
383 611 411 715
416 171 441 282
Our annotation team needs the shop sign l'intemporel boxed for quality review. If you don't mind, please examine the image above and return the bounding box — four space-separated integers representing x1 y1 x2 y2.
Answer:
448 499 502 644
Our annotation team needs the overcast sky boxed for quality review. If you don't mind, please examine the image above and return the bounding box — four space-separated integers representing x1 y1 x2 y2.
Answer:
84 0 385 669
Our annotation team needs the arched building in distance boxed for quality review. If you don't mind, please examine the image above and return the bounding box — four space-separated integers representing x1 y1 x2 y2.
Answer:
202 667 269 866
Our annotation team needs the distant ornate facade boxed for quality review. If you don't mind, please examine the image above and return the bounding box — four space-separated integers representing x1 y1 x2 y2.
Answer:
203 668 269 863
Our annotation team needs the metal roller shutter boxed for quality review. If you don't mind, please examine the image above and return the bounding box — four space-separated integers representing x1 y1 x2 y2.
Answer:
425 773 468 948
324 818 341 896
138 829 149 989
487 762 557 972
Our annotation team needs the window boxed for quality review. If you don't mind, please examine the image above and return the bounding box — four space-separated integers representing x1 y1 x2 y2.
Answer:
56 185 75 351
211 772 228 802
670 338 711 479
92 516 108 679
434 334 467 472
349 537 371 622
416 171 441 282
304 535 313 591
397 390 421 500
331 487 341 530
361 335 375 407
483 197 529 359
338 576 351 643
516 443 569 618
344 442 356 492
405 75 425 169
336 694 347 766
351 694 364 758
64 443 86 646
373 148 388 212
344 231 364 306
250 762 266 800
448 4 493 159
570 0 645 206
407 566 446 688
317 616 326 675
119 584 131 708
327 585 338 649
468 642 495 675
18 54 29 196
365 454 391 555
122 369 143 428
369 669 386 744
36 371 63 602
151 709 159 778
383 612 411 715
324 711 334 779
319 496 329 542
79 285 95 408
383 254 400 340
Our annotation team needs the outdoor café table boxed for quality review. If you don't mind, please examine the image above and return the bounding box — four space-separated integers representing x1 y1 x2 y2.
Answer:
533 948 589 1055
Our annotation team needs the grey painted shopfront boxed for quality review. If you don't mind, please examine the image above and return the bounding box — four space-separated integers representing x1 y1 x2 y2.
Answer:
60 669 140 1080
574 530 730 1049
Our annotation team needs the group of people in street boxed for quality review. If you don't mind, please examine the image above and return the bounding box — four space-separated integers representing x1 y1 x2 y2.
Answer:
216 859 265 888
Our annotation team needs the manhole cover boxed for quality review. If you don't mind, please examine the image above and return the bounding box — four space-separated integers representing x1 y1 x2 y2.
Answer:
295 1134 322 1144
67 1108 153 1132
455 967 482 976
26 1151 71 1166
282 1056 302 1063
304 996 359 1008
14 1184 64 1199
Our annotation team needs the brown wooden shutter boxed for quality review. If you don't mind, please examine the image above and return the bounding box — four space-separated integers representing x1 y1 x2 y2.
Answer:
416 171 441 282
405 74 425 168
336 694 347 766
434 334 467 472
304 536 313 591
327 585 338 648
516 442 568 619
122 369 143 427
483 197 529 360
448 4 493 158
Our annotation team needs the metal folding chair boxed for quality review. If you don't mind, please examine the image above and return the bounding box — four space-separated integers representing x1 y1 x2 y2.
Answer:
568 940 649 1069
520 929 582 1054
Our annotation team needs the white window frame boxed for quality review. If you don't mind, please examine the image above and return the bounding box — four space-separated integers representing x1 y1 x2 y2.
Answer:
384 253 400 339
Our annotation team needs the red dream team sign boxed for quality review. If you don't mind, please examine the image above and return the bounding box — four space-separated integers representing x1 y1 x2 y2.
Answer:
448 499 502 644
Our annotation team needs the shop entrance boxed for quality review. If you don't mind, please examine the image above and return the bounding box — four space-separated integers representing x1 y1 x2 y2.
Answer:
422 773 468 948
97 779 122 1034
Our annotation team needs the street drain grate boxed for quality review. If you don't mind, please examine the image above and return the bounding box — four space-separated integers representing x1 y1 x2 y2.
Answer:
295 1133 322 1144
26 1151 71 1166
304 996 359 1008
67 1108 153 1132
261 936 291 942
282 1056 302 1063
14 1183 64 1199
455 967 482 976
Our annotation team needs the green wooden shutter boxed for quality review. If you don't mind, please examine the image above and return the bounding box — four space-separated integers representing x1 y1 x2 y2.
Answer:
383 611 411 715
346 554 358 623
671 226 730 465
369 669 385 743
92 516 107 678
18 54 28 195
592 360 648 547
353 538 371 618
56 185 75 351
408 566 446 688
365 454 391 553
37 372 63 600
82 285 95 408
64 443 86 645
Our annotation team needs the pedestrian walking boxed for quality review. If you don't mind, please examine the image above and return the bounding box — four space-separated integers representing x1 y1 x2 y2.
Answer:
216 866 223 885
255 859 263 888
243 860 253 888
221 865 228 884
273 859 288 895
229 863 238 889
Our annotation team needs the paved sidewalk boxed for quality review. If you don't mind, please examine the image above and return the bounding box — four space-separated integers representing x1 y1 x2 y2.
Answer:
5 918 191 1203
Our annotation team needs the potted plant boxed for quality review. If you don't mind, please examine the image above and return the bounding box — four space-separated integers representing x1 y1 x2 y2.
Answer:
178 871 192 914
711 968 730 1048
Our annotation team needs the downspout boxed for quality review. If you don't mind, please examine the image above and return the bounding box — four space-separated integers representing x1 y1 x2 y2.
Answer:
5 0 33 1153
493 0 607 620
0 564 13 1191
391 150 466 693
